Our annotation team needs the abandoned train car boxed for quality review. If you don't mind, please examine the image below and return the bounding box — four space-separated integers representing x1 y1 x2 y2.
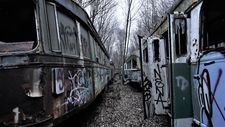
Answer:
141 0 225 127
0 0 113 126
124 50 141 85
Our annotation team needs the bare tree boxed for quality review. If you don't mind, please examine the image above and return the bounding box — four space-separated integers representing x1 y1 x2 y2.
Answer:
73 0 95 8
88 0 118 54
108 27 126 69
137 0 175 36
121 0 133 84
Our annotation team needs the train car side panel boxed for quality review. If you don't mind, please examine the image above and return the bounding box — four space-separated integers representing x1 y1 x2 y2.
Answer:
195 53 225 127
0 67 51 126
51 67 94 118
192 1 225 126
94 67 110 96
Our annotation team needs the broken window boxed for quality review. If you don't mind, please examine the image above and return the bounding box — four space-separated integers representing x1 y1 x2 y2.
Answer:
0 1 37 53
174 18 187 56
153 39 160 62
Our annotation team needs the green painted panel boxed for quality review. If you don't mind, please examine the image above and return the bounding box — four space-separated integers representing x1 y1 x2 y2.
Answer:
172 63 193 118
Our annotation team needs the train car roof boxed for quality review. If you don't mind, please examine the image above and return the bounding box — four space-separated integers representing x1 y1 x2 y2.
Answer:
150 0 200 36
54 0 110 58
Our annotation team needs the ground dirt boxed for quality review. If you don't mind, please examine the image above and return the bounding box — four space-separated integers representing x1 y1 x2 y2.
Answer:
56 74 169 127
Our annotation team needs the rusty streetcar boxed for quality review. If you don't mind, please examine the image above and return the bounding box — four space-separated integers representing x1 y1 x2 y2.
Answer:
140 0 225 127
0 0 113 126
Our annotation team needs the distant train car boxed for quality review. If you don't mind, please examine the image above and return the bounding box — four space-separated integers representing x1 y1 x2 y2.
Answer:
0 0 113 126
141 0 225 127
124 50 141 85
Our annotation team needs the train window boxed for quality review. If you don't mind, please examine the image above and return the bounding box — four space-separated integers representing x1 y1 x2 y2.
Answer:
57 11 79 55
46 3 61 52
153 39 160 62
90 36 95 60
162 31 169 58
143 47 148 63
93 41 98 62
100 51 103 64
201 3 225 50
80 25 91 58
132 59 137 68
174 18 187 56
98 45 101 62
95 43 99 62
0 1 37 53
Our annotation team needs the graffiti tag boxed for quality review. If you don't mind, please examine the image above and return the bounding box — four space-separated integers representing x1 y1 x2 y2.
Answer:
64 69 91 106
176 76 189 91
154 64 166 108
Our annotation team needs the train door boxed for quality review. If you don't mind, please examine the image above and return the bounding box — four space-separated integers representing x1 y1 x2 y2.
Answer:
168 12 193 127
148 37 169 115
192 1 225 126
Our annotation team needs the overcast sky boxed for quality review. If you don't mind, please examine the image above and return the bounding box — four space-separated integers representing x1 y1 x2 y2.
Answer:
115 0 142 30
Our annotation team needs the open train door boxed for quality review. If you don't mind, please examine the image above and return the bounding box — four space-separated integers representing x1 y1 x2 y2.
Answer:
168 12 193 127
148 37 169 115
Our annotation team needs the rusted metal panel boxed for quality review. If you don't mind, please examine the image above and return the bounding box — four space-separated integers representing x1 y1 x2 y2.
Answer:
0 68 49 126
94 68 110 96
0 41 34 53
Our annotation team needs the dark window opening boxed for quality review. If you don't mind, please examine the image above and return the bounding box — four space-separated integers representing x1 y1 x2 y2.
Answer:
202 2 225 50
143 47 148 63
153 40 160 62
0 1 37 52
132 59 137 68
162 31 169 58
174 18 187 56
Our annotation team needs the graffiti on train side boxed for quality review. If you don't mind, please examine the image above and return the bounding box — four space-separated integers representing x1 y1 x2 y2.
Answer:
196 52 225 127
95 68 110 94
176 76 189 91
58 17 79 55
143 77 153 118
153 64 166 109
96 68 110 84
64 68 92 107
